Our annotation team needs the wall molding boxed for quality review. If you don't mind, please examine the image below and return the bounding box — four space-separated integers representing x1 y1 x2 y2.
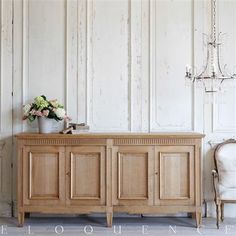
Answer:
77 0 87 123
150 0 195 132
212 92 236 133
22 0 29 132
86 0 132 131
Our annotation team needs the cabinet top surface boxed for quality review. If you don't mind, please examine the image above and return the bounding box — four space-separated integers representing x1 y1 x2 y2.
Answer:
16 132 205 139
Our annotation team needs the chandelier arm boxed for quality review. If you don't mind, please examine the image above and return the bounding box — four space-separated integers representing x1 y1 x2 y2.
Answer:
217 44 225 76
196 44 210 79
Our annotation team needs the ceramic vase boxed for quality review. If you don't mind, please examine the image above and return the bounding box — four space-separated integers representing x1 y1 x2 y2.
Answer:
38 116 53 134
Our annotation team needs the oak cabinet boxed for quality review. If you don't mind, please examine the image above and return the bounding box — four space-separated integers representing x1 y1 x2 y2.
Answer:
112 146 154 206
65 146 106 206
17 133 204 227
22 146 65 206
154 146 195 206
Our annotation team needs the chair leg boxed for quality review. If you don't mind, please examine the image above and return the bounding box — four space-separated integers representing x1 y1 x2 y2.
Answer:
216 203 221 229
221 203 224 222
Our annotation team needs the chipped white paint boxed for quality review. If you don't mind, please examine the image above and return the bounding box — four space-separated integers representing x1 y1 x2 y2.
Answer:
86 0 131 131
0 0 13 217
0 0 234 217
150 0 194 131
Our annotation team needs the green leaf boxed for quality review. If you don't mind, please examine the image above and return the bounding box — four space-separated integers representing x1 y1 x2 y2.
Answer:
41 95 47 100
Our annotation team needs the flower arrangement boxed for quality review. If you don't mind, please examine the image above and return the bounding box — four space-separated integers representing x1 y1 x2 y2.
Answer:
23 95 69 122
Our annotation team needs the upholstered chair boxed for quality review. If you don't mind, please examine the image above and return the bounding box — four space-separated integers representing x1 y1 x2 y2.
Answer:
212 139 236 228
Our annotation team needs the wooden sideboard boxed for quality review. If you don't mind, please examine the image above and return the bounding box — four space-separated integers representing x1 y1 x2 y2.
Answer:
16 132 204 227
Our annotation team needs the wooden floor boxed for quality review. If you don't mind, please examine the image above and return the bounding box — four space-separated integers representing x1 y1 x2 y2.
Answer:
0 215 235 235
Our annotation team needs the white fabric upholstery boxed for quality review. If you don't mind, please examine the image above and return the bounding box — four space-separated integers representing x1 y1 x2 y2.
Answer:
215 142 236 200
218 184 236 200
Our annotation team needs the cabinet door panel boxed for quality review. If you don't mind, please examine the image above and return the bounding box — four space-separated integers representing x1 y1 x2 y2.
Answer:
155 146 194 206
23 146 65 206
113 146 154 206
66 146 105 206
29 152 59 199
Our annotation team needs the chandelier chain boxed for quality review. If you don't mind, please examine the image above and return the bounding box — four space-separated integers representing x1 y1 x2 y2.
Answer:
212 0 217 43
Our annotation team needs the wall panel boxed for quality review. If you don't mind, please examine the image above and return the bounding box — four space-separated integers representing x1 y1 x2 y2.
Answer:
151 0 194 131
212 0 236 133
28 0 66 103
87 0 130 131
0 0 13 217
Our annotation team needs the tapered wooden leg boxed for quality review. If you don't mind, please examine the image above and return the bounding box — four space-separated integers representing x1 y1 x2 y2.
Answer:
18 212 25 227
106 212 113 227
216 203 221 229
221 203 224 222
195 212 202 228
191 212 196 219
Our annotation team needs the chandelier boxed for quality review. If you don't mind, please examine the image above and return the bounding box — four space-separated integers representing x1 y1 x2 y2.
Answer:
185 0 236 93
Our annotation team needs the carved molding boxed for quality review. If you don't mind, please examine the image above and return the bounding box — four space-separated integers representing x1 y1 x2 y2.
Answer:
21 138 107 146
17 137 200 146
113 138 197 146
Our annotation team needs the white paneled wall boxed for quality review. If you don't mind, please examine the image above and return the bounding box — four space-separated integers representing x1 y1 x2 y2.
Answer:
0 0 13 217
0 0 235 217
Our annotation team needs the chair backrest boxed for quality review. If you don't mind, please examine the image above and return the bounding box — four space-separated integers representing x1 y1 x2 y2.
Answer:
214 139 236 188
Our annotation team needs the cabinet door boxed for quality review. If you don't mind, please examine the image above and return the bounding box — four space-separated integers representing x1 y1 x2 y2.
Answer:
23 146 65 206
155 146 195 206
113 146 154 206
66 146 106 206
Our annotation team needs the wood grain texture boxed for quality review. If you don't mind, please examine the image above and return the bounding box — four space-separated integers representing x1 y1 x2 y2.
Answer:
29 152 60 199
17 132 203 227
118 152 148 199
16 132 205 139
22 146 65 206
66 146 106 206
156 146 194 206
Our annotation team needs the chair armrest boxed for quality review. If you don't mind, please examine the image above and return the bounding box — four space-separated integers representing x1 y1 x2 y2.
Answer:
212 169 218 178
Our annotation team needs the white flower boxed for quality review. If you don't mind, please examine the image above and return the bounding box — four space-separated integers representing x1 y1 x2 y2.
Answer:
23 104 31 116
55 108 66 119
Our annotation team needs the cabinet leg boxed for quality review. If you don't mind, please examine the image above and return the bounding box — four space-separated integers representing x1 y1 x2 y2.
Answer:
195 212 202 228
18 212 25 227
106 212 113 228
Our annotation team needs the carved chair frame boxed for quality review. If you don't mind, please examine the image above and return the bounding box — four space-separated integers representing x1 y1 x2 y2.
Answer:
212 139 236 229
